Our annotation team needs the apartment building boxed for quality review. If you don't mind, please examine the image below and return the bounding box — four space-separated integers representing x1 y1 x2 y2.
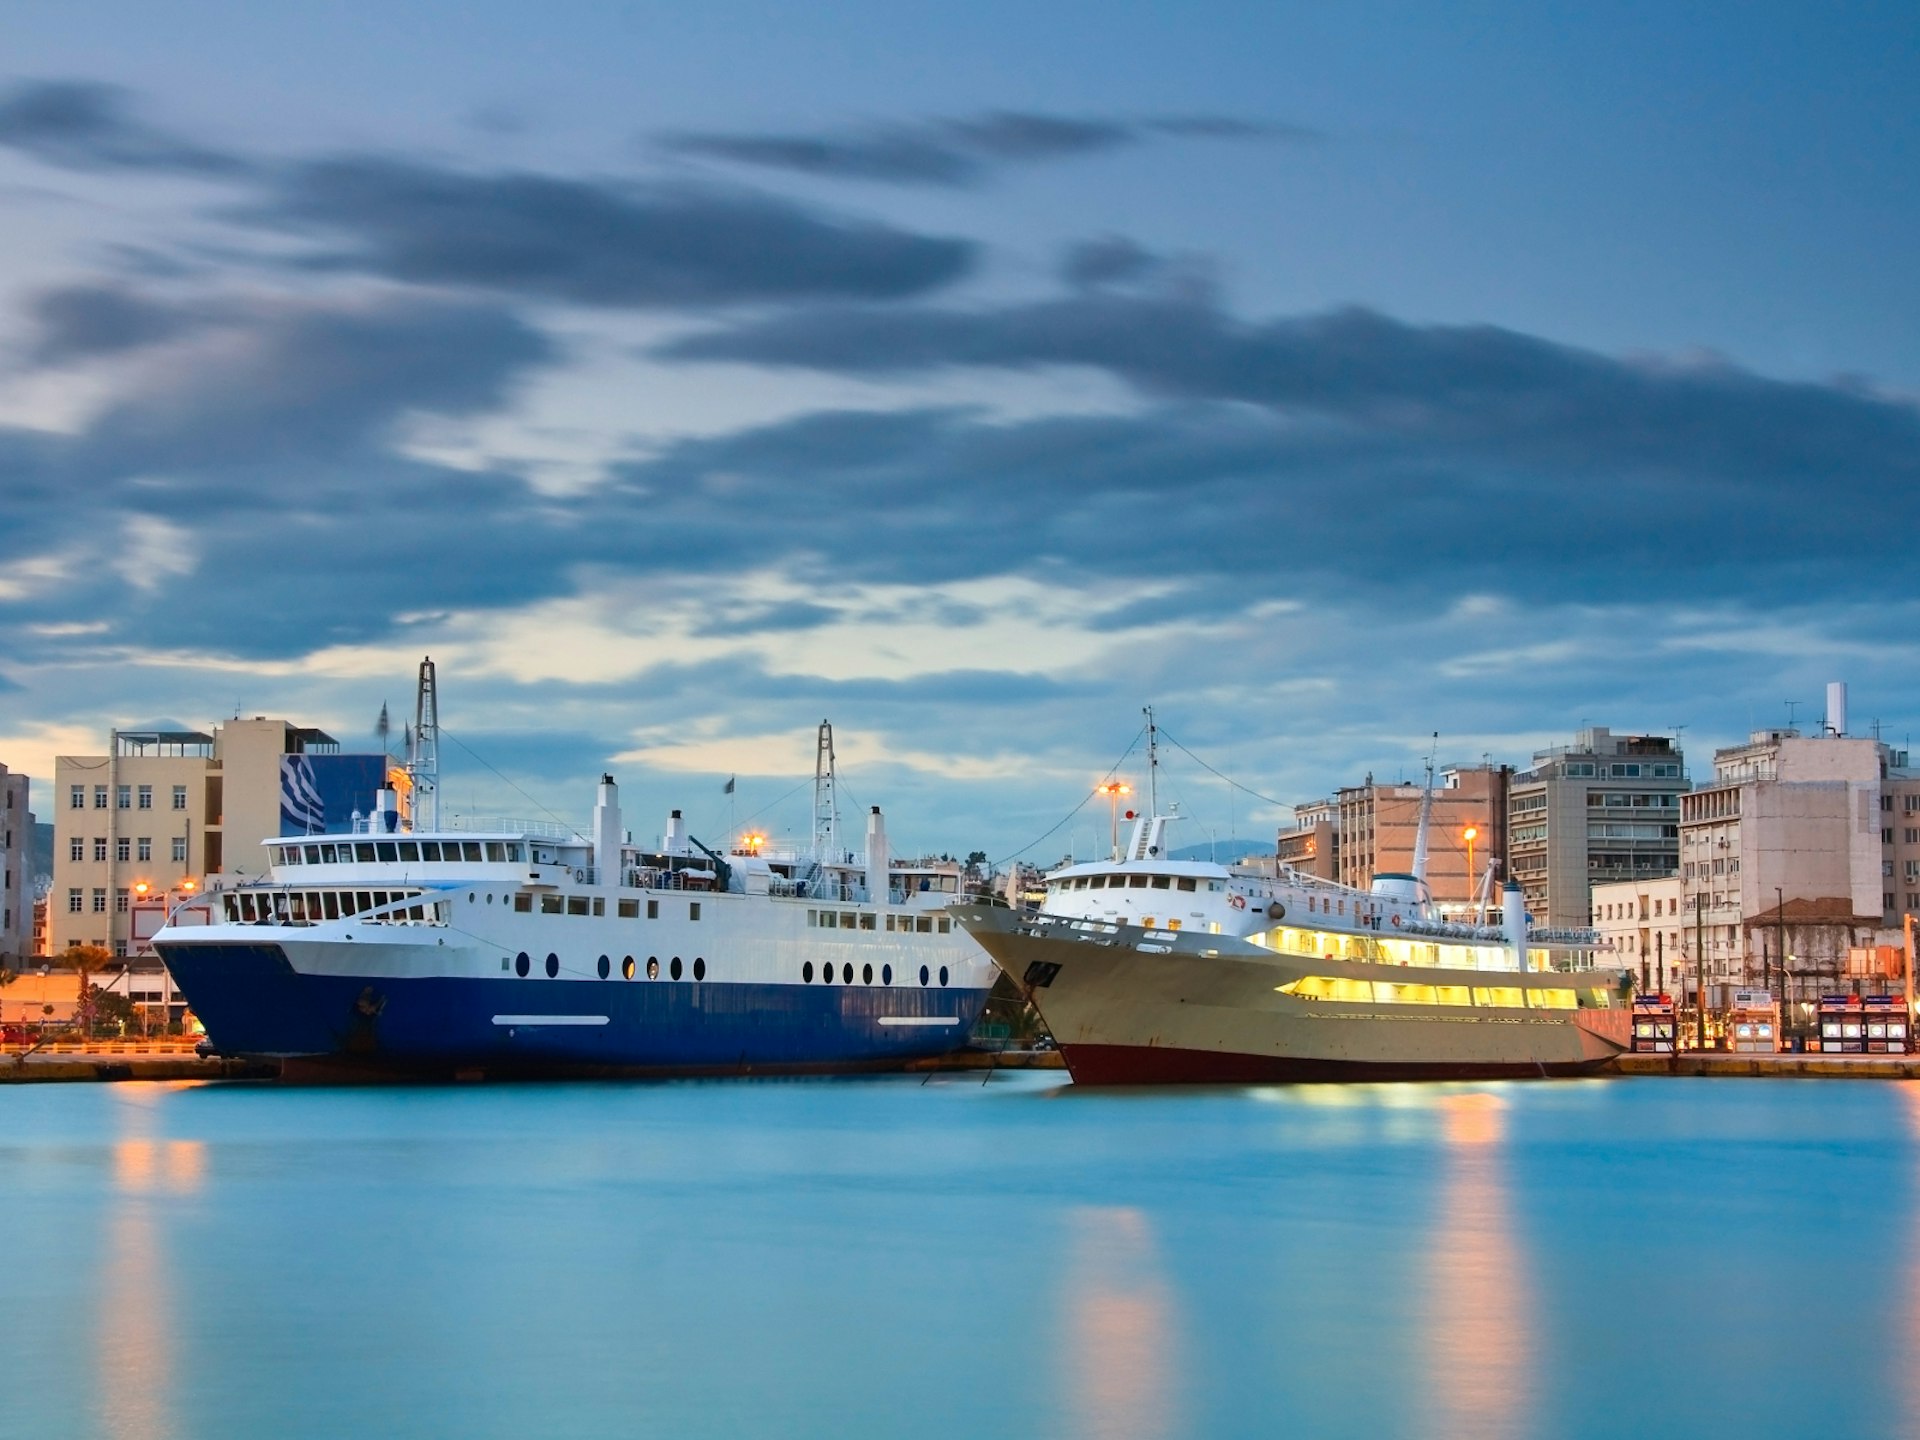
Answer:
1507 729 1687 932
1325 764 1509 905
50 718 388 957
1275 796 1339 881
0 761 33 963
1591 875 1686 995
1678 692 1914 996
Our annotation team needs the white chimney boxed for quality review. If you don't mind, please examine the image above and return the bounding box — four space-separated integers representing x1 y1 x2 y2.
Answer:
664 808 687 857
593 774 621 882
865 806 889 904
1826 681 1848 738
1503 883 1530 974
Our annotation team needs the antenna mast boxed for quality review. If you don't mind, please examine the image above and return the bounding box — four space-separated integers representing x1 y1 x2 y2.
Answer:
1144 706 1159 817
1411 732 1437 896
813 720 840 862
411 656 439 833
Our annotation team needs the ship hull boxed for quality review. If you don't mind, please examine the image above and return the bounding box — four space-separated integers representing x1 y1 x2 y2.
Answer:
953 906 1628 1086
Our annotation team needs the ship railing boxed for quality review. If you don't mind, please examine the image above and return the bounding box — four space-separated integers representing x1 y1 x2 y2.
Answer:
443 815 581 840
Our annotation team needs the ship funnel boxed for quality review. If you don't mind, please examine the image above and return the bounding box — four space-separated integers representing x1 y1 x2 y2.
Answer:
665 808 687 857
865 805 889 904
1826 681 1848 738
594 775 622 883
1503 883 1530 973
374 786 400 834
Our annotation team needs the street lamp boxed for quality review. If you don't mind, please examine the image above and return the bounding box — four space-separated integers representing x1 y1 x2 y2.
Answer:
1096 782 1133 860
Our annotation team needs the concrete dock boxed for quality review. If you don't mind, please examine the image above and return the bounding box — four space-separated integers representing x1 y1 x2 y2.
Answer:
1613 1052 1920 1078
2 1044 277 1083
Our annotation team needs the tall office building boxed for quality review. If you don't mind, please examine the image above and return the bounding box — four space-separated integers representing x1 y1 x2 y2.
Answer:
1318 763 1510 905
1506 728 1687 932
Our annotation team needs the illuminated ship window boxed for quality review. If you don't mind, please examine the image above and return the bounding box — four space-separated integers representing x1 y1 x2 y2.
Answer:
618 899 638 918
622 956 635 980
860 913 877 931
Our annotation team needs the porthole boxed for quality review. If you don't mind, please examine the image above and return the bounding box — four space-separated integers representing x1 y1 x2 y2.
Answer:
939 966 949 987
646 956 659 979
919 964 929 986
621 956 635 980
467 892 475 903
597 954 610 979
803 961 814 983
515 951 530 978
842 962 853 984
861 962 873 985
486 892 494 904
546 953 559 978
882 964 892 985
670 956 683 980
693 957 706 981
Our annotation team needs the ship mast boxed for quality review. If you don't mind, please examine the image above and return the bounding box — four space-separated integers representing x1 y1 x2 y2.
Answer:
813 720 840 862
1410 732 1437 906
410 655 439 833
1144 706 1159 817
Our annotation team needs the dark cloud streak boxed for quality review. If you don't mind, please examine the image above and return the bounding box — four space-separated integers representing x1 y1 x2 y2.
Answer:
0 80 249 176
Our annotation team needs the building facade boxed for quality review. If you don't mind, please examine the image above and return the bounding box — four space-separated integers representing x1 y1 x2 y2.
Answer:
0 762 33 963
1678 720 1915 998
1325 764 1509 905
1275 796 1339 881
1591 875 1686 996
1506 729 1687 932
49 719 386 958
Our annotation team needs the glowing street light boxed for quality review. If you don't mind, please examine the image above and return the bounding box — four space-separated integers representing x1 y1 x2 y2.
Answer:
1097 781 1133 859
1462 826 1480 922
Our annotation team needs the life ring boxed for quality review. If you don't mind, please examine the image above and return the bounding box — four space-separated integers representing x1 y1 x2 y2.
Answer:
1229 894 1247 910
1267 902 1286 921
1390 914 1403 928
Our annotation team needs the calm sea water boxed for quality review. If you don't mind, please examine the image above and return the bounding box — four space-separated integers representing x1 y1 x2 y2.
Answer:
5 1073 1918 1440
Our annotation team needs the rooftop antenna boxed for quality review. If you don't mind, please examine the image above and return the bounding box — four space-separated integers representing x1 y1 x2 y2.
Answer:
410 657 439 833
813 720 840 862
1784 699 1800 728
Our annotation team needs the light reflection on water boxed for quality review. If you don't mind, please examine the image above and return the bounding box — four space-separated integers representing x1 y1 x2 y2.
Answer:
3 1075 1917 1440
1424 1092 1529 1440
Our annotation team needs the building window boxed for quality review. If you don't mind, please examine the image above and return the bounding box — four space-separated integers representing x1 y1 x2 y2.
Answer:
137 837 151 862
116 890 129 913
172 786 187 810
91 888 106 913
69 836 83 862
116 785 130 809
93 837 107 862
69 784 84 809
116 837 130 862
172 837 187 862
68 888 82 913
94 785 107 809
137 784 152 810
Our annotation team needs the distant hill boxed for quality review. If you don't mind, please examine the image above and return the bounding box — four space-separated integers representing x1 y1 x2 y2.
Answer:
1166 839 1272 864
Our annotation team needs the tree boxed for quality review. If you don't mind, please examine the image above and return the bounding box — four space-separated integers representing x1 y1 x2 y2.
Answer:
50 945 112 1035
84 985 137 1039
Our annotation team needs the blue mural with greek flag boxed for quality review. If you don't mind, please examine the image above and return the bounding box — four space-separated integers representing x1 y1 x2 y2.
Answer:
279 754 391 836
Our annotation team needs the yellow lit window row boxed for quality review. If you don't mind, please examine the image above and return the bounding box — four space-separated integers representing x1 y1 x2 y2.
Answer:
1257 927 1514 972
1276 976 1597 1009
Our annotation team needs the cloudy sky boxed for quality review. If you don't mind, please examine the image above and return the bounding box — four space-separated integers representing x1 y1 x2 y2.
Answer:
1 2 1916 863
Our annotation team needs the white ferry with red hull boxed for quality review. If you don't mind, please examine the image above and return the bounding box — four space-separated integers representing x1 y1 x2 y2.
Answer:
955 729 1629 1085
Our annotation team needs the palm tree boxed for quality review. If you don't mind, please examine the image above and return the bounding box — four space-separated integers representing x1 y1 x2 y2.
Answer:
50 944 113 1036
